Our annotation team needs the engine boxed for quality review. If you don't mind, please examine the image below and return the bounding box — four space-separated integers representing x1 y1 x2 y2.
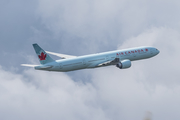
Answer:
116 59 131 69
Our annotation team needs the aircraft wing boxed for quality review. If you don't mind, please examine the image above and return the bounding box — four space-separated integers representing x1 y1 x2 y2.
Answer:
97 58 120 67
45 51 77 59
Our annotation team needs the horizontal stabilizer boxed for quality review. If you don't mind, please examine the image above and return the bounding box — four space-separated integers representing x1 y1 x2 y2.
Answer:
35 65 53 70
45 51 77 59
21 64 39 67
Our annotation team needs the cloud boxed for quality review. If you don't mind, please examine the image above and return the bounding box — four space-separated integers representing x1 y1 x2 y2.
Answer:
0 67 110 120
119 27 180 87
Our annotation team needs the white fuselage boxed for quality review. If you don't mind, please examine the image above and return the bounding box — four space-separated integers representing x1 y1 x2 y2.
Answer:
35 46 159 72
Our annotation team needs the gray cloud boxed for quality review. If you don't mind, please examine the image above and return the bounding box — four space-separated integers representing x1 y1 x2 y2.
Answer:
0 68 107 120
0 0 180 120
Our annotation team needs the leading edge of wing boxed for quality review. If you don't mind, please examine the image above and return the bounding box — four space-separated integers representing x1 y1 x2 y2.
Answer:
45 51 77 59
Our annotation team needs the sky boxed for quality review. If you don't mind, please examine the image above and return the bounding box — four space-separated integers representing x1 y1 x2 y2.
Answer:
0 0 180 120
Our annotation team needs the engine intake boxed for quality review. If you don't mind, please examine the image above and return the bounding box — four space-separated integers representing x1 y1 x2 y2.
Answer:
116 59 131 69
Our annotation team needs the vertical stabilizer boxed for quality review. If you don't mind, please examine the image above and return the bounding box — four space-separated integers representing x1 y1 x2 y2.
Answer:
33 43 54 64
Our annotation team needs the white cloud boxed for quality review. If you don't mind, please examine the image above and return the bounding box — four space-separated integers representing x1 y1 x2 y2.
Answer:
36 0 180 54
0 67 110 120
119 27 180 87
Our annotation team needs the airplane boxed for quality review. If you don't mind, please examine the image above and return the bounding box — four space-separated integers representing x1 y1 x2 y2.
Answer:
21 44 160 72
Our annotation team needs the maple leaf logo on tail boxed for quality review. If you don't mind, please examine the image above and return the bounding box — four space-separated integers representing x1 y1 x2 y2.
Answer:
38 52 47 60
33 43 54 64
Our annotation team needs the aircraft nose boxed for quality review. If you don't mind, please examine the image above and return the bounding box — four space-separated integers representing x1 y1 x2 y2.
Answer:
156 49 160 54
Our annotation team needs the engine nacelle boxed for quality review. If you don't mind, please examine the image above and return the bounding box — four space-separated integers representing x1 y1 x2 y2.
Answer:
116 59 131 69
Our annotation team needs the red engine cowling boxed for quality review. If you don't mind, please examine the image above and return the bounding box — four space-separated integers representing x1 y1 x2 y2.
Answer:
116 59 131 69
